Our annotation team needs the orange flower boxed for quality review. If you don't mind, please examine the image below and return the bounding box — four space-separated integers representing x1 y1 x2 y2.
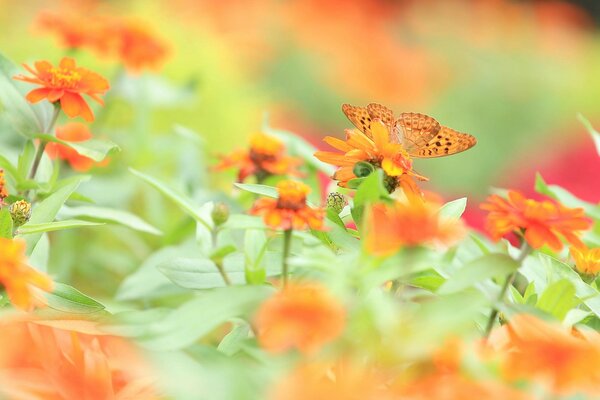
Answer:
111 20 169 73
251 180 325 231
255 282 345 354
314 120 427 192
13 57 109 122
35 10 111 51
46 123 107 172
365 198 466 256
0 169 8 204
0 238 53 311
480 190 591 251
270 361 394 400
0 317 158 400
216 132 302 182
570 244 600 275
488 314 600 395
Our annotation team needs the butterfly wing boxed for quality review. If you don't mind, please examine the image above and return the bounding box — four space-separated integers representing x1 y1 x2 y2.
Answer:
395 112 441 150
342 104 374 137
410 126 477 158
366 103 395 127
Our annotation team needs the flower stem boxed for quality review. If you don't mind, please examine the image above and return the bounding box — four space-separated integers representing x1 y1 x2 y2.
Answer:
281 229 293 287
27 106 61 198
483 243 532 339
211 228 232 286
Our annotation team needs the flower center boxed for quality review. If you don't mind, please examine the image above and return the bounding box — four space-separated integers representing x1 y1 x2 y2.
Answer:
49 67 82 88
276 180 310 210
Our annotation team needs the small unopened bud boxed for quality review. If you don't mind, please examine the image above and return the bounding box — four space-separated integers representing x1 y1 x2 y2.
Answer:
10 200 31 227
211 203 230 227
353 161 375 178
326 192 348 214
0 169 8 204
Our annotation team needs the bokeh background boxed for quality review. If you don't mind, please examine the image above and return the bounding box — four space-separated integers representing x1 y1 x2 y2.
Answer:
2 0 600 299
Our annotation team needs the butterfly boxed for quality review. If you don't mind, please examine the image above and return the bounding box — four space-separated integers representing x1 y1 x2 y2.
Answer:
341 103 476 158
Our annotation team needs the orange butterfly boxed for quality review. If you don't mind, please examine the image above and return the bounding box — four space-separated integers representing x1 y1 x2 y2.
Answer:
341 103 476 158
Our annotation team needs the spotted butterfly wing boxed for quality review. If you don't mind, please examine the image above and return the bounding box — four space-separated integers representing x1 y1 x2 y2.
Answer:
395 112 441 150
366 103 396 127
412 126 477 158
341 104 374 137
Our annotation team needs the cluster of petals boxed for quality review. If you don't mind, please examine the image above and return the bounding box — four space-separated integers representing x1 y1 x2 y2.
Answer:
570 244 600 276
255 282 345 354
365 197 466 256
0 238 53 311
480 190 591 251
46 123 108 172
0 317 158 400
216 133 302 182
314 120 426 191
14 57 109 122
251 180 325 231
0 169 8 204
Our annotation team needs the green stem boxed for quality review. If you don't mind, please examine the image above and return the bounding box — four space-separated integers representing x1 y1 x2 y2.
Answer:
211 228 231 286
26 106 61 200
483 243 532 339
281 229 293 287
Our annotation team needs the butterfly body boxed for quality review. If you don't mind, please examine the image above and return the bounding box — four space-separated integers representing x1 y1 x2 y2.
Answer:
342 103 476 158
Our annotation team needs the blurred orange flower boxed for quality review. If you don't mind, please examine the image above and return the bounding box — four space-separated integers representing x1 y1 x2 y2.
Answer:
365 198 466 256
111 21 169 73
570 244 600 276
46 123 107 172
480 190 591 251
14 57 109 122
216 132 302 183
0 317 158 400
270 361 394 400
35 10 110 51
255 282 345 354
314 120 426 193
251 180 325 231
0 238 53 311
488 314 600 395
0 169 8 204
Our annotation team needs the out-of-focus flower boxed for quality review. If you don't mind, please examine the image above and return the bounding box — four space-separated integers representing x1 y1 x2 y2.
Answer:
46 123 107 172
251 180 325 231
314 120 426 194
270 361 394 400
480 190 591 251
365 198 466 256
0 238 53 311
34 10 111 51
110 20 169 73
255 282 345 354
570 245 600 276
215 132 302 183
488 314 600 395
13 57 109 122
9 200 31 227
0 169 8 205
0 317 158 400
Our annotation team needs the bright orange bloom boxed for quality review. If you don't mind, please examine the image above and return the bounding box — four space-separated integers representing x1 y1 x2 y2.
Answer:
0 169 8 204
570 245 600 275
0 317 158 400
216 132 302 182
0 238 53 311
251 180 325 231
480 190 591 251
14 57 109 122
46 123 107 172
314 120 427 192
111 20 169 73
365 198 466 256
270 361 395 400
488 314 600 395
255 282 345 354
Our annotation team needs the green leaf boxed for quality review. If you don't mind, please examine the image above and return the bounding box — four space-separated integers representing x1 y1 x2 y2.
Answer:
0 52 52 138
438 253 519 295
0 154 20 183
17 141 35 180
35 134 120 162
536 279 578 321
578 113 600 156
46 282 106 314
439 197 467 219
130 168 211 229
217 322 251 356
234 183 277 198
23 177 84 253
351 170 390 227
18 219 103 235
535 173 600 219
58 205 161 235
0 209 13 239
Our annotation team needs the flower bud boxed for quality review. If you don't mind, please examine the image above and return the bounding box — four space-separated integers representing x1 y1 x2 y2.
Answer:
9 200 32 227
326 192 348 214
211 203 230 227
353 161 374 178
